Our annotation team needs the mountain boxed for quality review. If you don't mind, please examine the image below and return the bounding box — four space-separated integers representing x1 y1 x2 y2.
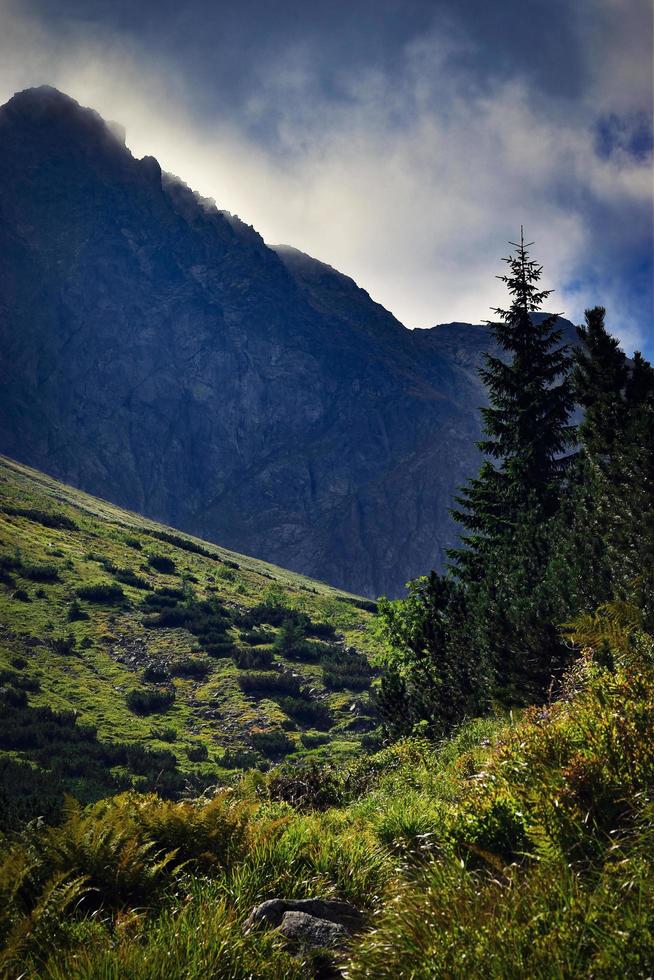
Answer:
0 454 380 820
0 86 573 597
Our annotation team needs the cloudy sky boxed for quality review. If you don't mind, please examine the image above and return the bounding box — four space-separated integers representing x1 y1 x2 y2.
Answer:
0 0 652 355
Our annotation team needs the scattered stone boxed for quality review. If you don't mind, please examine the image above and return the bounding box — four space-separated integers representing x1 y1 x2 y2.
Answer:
278 911 349 949
245 897 364 933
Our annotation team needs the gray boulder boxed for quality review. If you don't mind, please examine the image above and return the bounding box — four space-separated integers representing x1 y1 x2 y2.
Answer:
245 897 364 932
278 911 349 949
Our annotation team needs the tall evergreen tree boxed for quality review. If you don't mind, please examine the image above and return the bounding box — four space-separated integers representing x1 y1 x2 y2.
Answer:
571 311 654 626
449 232 575 697
574 306 628 462
451 231 575 577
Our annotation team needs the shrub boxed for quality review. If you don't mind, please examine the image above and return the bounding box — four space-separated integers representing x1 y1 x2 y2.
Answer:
301 731 331 749
250 730 295 757
306 621 338 640
169 657 211 679
146 528 214 557
236 601 292 629
238 671 303 697
205 640 235 657
0 668 39 693
142 664 170 684
276 696 332 729
113 567 150 589
267 761 342 809
49 634 77 656
151 726 177 743
67 599 89 621
455 796 529 867
12 588 30 602
21 563 59 582
0 554 21 576
3 506 78 530
147 554 177 574
322 648 372 690
232 647 274 670
186 743 209 762
126 687 175 715
273 616 308 657
76 583 125 604
124 536 142 550
221 748 262 770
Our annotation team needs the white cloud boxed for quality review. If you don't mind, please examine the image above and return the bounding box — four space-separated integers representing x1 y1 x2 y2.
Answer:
0 0 651 351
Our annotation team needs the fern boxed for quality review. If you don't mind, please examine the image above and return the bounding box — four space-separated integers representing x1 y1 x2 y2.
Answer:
0 872 89 974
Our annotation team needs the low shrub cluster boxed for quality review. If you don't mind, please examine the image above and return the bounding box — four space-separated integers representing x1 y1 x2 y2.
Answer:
142 590 233 656
322 648 372 690
147 553 177 574
3 506 78 531
76 582 125 604
238 670 303 697
126 687 175 715
21 562 60 583
232 647 274 670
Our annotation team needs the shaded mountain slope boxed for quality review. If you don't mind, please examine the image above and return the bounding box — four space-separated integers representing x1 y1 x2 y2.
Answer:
0 86 573 596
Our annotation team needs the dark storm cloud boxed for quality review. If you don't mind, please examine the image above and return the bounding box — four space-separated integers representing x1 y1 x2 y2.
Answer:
1 0 652 354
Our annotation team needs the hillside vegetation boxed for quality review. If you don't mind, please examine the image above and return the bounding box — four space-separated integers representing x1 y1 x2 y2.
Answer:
0 455 379 825
0 600 652 977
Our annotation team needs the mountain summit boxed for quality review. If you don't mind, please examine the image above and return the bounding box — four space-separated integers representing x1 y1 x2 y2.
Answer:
0 86 572 596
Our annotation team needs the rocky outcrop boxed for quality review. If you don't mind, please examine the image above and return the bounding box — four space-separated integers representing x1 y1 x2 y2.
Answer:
0 86 575 597
246 897 364 933
278 911 349 948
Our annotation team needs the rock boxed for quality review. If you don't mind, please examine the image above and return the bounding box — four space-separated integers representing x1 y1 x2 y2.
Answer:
0 87 580 598
278 911 349 949
245 897 364 932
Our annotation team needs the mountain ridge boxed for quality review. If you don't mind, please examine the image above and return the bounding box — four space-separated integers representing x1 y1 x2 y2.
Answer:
0 86 575 596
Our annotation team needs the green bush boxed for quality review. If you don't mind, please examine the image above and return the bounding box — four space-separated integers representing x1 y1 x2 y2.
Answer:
67 599 88 621
186 743 209 762
169 656 211 679
232 647 274 670
147 554 177 574
322 648 372 690
126 687 175 715
250 730 295 757
267 761 341 810
3 506 78 530
238 671 303 697
142 663 170 683
21 562 60 582
276 696 332 729
113 567 150 589
49 634 77 657
76 583 125 604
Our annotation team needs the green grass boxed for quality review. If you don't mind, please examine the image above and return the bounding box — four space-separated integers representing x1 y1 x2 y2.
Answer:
1 611 652 977
0 455 380 809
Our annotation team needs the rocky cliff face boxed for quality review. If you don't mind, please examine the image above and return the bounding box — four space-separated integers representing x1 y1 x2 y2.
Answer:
0 86 573 597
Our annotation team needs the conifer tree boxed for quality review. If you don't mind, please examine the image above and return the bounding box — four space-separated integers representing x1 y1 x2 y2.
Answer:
449 231 575 697
571 311 654 625
574 306 628 461
451 231 575 577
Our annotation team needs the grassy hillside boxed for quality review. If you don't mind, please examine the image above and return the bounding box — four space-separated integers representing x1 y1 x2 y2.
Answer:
0 600 652 977
0 455 380 819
